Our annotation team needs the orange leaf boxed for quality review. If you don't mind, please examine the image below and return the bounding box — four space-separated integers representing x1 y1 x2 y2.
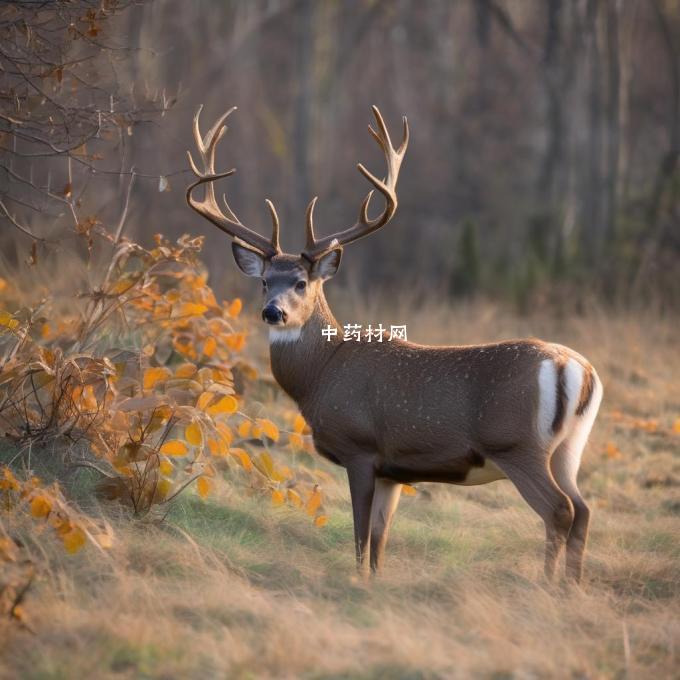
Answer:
293 414 306 434
673 418 680 435
227 298 242 317
255 451 275 479
288 433 303 450
203 336 217 358
207 395 238 416
160 440 188 457
30 495 51 518
154 478 172 502
287 488 303 508
216 422 233 446
257 418 280 442
197 477 213 499
314 515 328 527
231 448 252 471
159 460 174 476
185 422 203 446
197 391 214 410
306 487 322 516
175 362 197 378
63 526 87 554
238 420 252 438
271 489 285 506
179 302 208 317
143 366 171 390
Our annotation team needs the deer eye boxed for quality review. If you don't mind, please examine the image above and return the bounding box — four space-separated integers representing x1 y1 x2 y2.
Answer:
295 280 307 292
262 279 268 290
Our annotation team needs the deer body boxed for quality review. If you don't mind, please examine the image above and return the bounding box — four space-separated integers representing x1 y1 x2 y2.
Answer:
187 106 603 583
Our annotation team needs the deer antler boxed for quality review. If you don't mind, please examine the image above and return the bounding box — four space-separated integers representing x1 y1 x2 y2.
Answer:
302 105 408 261
186 105 280 257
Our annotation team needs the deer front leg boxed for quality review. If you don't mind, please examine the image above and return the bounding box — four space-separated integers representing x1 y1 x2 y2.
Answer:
369 478 402 573
346 461 376 574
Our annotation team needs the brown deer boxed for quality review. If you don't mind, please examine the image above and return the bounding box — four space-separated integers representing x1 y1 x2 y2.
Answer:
187 105 603 583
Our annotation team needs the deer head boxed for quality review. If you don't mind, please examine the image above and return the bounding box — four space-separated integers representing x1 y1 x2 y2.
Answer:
186 105 408 330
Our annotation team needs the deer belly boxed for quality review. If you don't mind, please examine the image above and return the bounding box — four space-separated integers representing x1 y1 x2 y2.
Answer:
376 449 507 486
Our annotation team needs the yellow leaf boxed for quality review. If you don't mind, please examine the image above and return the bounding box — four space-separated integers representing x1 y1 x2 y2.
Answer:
225 333 245 351
179 302 208 317
160 440 188 457
0 311 19 330
207 395 238 415
231 448 252 471
203 336 217 358
30 495 52 518
402 484 417 496
271 489 285 506
287 488 303 508
254 451 275 479
63 526 87 554
95 533 113 549
216 422 233 446
293 414 306 434
159 460 174 476
197 476 213 499
314 515 328 527
143 366 171 390
238 421 252 438
257 418 280 442
175 362 197 378
197 391 214 410
185 422 203 446
228 298 242 317
251 425 262 439
155 478 172 501
288 433 303 450
306 487 322 516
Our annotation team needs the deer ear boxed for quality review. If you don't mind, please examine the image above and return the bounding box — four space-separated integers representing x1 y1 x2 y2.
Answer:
232 242 265 277
310 248 342 281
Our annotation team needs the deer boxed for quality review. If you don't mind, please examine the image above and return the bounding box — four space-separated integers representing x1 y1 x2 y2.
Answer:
186 104 603 584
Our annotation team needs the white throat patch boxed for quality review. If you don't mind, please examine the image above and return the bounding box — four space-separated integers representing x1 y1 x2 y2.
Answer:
269 327 302 344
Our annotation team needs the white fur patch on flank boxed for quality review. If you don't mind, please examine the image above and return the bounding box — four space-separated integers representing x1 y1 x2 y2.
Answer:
269 327 302 344
563 358 585 421
537 359 557 445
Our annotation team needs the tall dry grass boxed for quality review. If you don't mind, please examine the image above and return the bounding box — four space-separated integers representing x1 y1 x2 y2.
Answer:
1 297 678 679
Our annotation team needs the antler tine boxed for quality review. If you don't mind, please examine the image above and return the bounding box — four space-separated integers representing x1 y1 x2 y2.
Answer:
186 106 281 257
265 199 280 252
302 106 408 260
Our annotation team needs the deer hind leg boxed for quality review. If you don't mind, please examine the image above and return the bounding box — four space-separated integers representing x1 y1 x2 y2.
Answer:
550 438 590 583
550 376 602 583
490 455 574 581
369 478 402 574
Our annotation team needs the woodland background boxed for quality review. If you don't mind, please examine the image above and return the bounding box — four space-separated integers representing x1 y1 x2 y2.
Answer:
2 0 679 309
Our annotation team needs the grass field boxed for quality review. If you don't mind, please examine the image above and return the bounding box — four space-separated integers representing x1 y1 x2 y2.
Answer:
1 300 678 679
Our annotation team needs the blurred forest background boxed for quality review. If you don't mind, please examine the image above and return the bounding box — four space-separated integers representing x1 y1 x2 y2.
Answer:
1 0 679 309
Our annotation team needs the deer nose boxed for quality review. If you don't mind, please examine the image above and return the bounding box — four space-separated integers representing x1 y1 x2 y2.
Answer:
262 305 286 324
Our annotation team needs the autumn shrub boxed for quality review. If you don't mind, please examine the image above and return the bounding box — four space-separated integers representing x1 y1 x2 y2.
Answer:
0 226 327 568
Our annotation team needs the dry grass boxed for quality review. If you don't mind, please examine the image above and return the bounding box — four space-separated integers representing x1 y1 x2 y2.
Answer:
1 300 678 679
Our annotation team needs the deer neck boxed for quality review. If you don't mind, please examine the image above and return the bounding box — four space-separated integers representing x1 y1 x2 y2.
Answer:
268 289 342 406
